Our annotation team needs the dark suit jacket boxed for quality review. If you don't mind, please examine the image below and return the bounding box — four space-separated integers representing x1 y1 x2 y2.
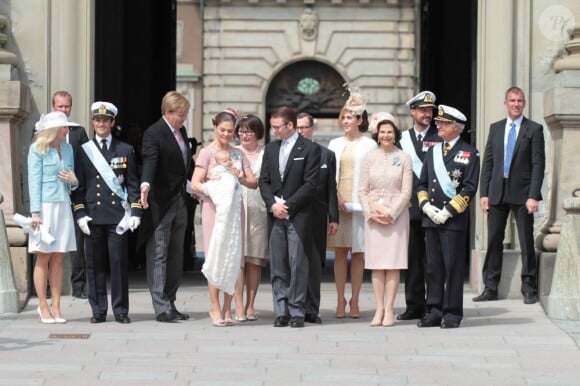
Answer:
68 126 89 155
141 117 192 225
312 144 338 266
397 125 441 221
259 134 320 255
72 138 141 224
480 117 545 205
417 139 480 231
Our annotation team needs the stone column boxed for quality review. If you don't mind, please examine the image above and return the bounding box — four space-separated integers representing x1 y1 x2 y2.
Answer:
547 193 580 320
539 23 580 252
0 7 32 307
0 193 18 314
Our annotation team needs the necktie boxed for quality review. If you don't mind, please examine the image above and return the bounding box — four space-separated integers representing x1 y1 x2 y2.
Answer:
174 129 188 166
444 142 451 156
504 122 517 177
279 140 289 177
417 133 423 143
101 138 108 152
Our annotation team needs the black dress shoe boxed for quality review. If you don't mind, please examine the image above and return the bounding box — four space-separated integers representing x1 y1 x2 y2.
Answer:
417 317 441 328
304 314 322 324
273 316 289 327
114 313 131 324
440 320 460 329
73 290 88 299
90 314 106 323
523 292 537 304
396 310 423 320
156 310 178 323
290 316 305 328
173 310 190 320
472 288 498 302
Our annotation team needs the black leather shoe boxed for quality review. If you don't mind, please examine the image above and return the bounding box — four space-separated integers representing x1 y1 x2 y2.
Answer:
273 316 289 327
174 310 190 320
156 310 178 323
472 289 498 302
304 314 322 324
440 320 460 329
73 290 88 299
114 313 131 324
290 316 305 328
90 314 106 323
417 317 441 328
523 292 537 304
396 310 423 320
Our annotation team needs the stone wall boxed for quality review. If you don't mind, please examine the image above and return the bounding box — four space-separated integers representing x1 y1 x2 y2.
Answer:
202 1 417 141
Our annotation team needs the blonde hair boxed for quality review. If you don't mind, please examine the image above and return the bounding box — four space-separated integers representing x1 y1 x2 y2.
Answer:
33 126 61 154
161 91 190 114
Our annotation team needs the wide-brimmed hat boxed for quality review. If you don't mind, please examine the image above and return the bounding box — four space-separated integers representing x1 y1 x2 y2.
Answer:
34 111 80 132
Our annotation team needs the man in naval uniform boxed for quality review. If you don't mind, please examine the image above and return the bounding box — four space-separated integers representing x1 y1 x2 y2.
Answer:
396 90 442 321
416 105 479 329
73 102 141 324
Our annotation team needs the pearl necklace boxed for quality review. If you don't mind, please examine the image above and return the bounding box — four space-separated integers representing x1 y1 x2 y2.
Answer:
243 145 261 155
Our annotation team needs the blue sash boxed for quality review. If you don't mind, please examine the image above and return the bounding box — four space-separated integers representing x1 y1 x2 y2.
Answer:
433 143 455 199
82 141 128 208
400 130 423 178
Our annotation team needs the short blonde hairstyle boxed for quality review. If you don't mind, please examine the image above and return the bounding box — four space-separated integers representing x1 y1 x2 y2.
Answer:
161 91 190 114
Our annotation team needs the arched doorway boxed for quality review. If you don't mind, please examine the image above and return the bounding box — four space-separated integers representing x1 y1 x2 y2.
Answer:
265 60 346 145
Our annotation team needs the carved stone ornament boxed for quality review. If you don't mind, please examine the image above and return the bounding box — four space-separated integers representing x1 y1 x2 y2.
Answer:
299 8 319 41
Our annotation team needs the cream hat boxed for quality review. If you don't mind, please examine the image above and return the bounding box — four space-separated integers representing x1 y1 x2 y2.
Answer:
369 112 398 134
34 111 80 132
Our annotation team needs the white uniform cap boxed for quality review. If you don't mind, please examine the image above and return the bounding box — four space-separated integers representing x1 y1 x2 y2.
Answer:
405 90 437 109
434 104 467 124
91 101 118 118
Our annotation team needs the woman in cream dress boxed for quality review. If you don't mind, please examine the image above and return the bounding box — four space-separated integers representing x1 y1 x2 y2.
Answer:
233 115 269 322
360 117 412 327
327 91 377 318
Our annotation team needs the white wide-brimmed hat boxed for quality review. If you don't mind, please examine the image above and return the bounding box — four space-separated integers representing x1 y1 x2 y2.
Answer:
34 111 80 132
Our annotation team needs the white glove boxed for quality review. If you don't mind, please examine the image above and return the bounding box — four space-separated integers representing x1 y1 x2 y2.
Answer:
77 216 92 236
422 203 441 223
129 216 141 231
433 208 453 225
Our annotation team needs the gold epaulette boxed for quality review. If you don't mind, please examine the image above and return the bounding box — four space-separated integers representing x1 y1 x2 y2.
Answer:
131 202 142 209
417 191 429 205
73 203 85 212
450 195 470 213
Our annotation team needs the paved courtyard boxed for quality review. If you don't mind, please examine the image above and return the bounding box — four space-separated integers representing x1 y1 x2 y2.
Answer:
1 267 580 385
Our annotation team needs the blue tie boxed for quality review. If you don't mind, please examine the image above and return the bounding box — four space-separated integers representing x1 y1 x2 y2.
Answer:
504 122 516 177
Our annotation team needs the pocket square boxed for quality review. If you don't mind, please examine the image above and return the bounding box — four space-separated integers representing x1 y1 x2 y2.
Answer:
321 164 328 169
293 157 305 161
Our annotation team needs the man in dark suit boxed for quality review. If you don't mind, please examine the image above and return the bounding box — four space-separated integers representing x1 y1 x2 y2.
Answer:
296 112 339 324
73 102 141 324
417 105 480 329
474 87 545 305
260 107 320 328
52 90 89 299
140 91 192 322
396 91 442 321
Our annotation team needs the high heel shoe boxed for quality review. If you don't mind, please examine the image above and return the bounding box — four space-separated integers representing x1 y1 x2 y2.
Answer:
51 305 67 323
37 306 55 324
382 310 395 327
370 310 384 327
336 298 347 318
349 299 361 319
